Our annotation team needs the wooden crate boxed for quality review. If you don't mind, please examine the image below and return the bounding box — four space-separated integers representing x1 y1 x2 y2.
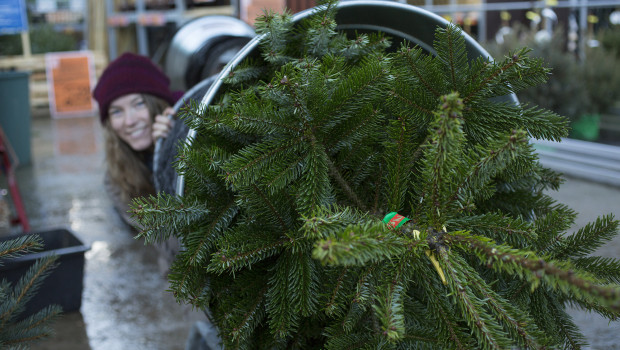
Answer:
0 52 107 116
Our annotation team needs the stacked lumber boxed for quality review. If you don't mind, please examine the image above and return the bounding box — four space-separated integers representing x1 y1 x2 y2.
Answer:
0 51 107 115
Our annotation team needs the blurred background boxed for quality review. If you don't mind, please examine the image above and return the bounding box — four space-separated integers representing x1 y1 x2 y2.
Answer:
3 0 620 147
1 0 620 349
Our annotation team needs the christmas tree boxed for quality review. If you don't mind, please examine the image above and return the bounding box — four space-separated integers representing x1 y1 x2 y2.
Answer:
0 235 61 348
133 1 620 348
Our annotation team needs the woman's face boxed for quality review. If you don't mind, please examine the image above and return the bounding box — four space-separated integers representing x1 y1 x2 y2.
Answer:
108 94 153 151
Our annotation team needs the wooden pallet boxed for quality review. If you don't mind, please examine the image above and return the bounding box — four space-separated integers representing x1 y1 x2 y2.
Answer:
0 52 107 115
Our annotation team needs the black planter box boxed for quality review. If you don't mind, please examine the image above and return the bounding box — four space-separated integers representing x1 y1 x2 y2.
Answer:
0 228 90 317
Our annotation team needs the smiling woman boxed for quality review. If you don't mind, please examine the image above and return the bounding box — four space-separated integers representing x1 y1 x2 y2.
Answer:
92 52 183 228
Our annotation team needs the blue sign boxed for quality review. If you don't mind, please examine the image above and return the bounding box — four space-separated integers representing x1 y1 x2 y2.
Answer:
0 0 28 35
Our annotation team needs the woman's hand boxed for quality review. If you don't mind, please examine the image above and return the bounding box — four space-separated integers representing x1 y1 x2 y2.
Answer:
152 107 175 141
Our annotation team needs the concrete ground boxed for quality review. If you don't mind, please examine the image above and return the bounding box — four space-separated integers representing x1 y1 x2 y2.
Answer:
7 115 204 350
548 177 620 349
3 113 620 349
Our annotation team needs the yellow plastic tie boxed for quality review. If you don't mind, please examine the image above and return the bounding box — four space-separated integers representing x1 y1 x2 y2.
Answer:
383 213 447 285
413 228 447 285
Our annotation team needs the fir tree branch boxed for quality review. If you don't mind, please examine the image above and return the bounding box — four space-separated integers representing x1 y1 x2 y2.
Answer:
167 262 208 307
20 306 61 333
301 205 369 240
3 305 61 345
513 105 568 141
434 304 470 350
408 135 431 171
449 129 528 206
397 45 441 97
339 303 366 336
255 10 294 65
0 255 58 329
372 164 383 215
3 332 52 346
266 252 301 339
294 134 334 215
304 0 338 58
449 213 536 248
325 155 367 211
222 58 267 86
564 297 620 321
418 271 474 349
422 93 464 227
462 54 520 104
223 135 306 188
312 221 416 266
551 214 619 259
448 231 620 314
385 116 415 212
325 105 382 154
573 256 620 285
185 200 238 267
388 89 435 116
0 237 41 265
208 236 293 274
320 56 387 129
439 249 510 349
324 330 372 350
435 24 468 92
176 99 207 129
556 311 585 349
373 282 406 341
325 267 348 316
289 242 321 316
264 153 306 193
353 264 377 306
175 144 230 199
278 68 311 119
529 290 588 349
534 203 576 254
455 255 545 348
231 108 304 135
248 184 289 232
133 193 210 244
230 285 268 343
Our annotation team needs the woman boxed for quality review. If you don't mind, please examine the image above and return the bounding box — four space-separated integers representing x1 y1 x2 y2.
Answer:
93 52 183 227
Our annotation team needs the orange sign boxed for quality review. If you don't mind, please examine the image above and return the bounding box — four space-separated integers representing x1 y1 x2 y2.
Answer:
45 51 97 118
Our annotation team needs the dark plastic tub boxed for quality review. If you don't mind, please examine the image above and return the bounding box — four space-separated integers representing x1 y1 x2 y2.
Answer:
0 228 90 317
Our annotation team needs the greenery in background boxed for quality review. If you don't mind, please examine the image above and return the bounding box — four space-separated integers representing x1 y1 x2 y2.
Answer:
486 24 620 124
0 235 61 348
598 24 620 59
589 25 620 115
0 24 79 56
133 1 620 348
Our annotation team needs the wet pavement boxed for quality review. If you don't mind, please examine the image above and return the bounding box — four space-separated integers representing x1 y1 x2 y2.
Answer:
3 113 620 349
549 177 620 349
8 115 204 350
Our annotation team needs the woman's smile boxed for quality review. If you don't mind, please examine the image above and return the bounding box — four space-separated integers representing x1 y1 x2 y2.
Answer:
108 94 154 151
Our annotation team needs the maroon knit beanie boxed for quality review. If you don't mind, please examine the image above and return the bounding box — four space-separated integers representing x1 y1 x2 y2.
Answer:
93 52 182 123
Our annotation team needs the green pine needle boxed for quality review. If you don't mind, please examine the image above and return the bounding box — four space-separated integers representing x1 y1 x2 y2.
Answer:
132 1 620 347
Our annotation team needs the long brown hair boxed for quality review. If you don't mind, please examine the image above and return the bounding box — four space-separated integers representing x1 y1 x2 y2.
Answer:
103 94 170 203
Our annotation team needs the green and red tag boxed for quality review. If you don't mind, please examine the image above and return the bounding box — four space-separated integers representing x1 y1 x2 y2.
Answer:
382 211 447 285
383 212 410 229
